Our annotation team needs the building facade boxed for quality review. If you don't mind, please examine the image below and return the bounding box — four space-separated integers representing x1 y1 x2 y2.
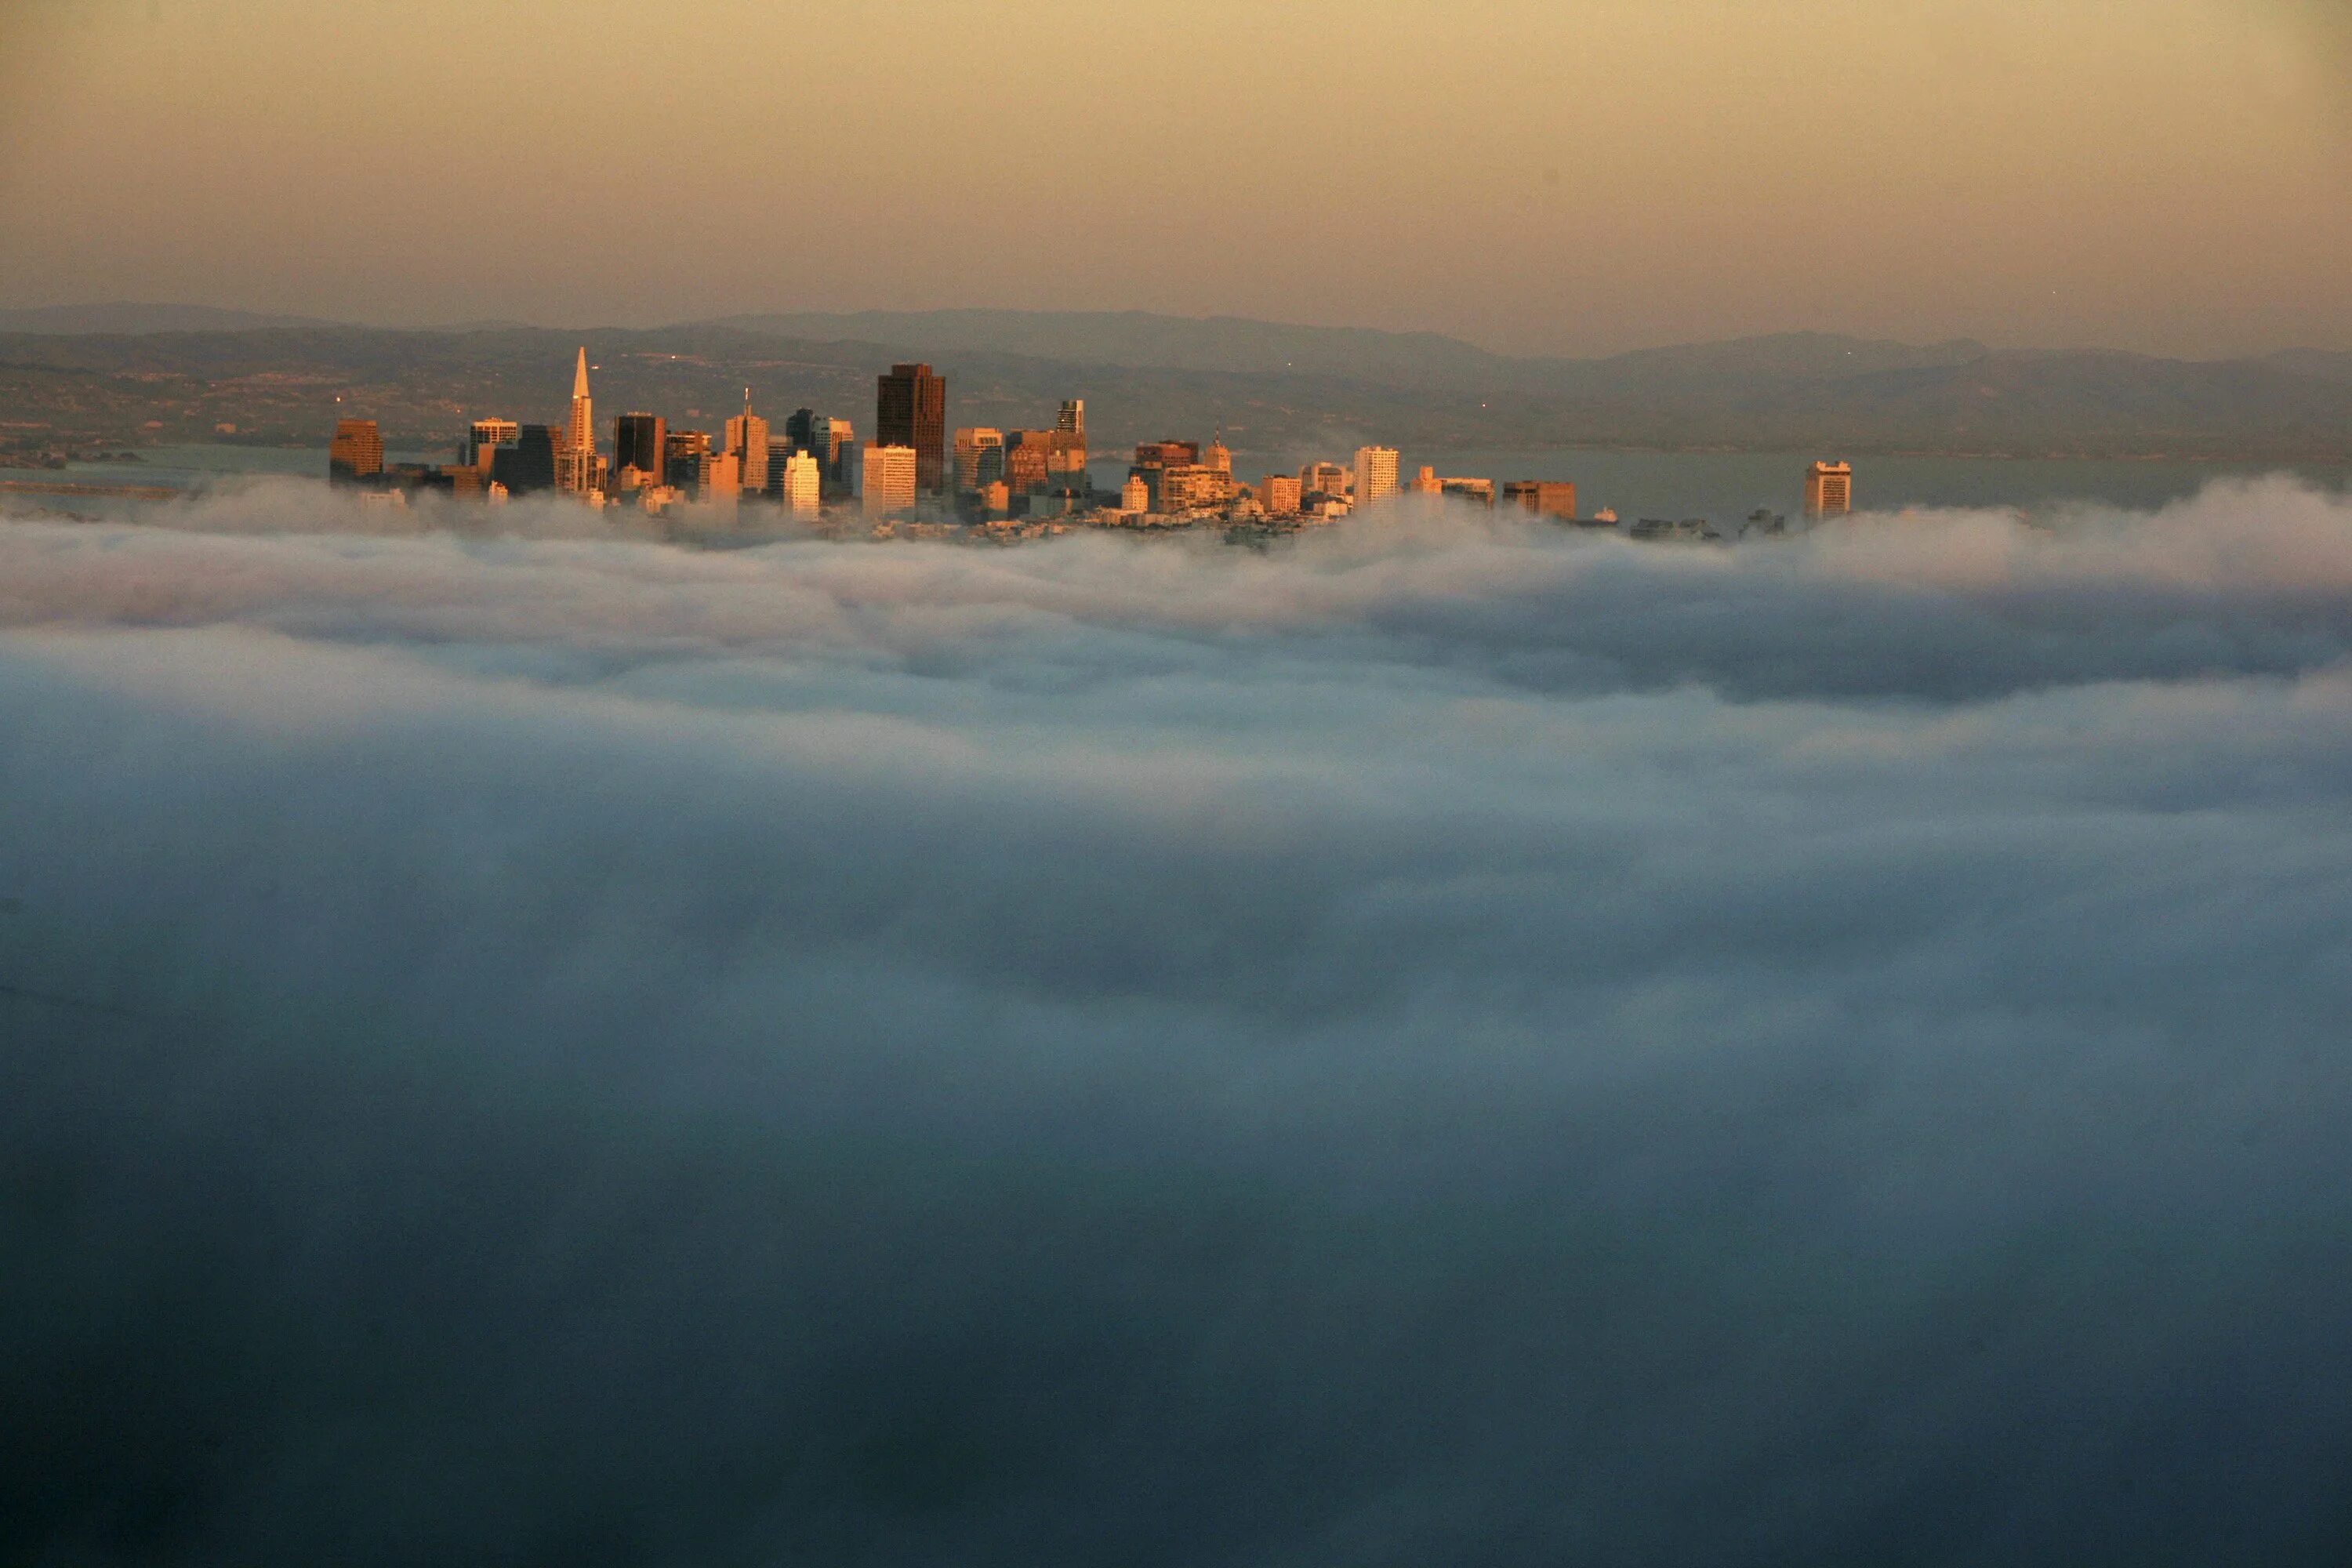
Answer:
862 443 918 515
492 426 557 495
782 452 821 516
1502 480 1577 520
1805 461 1853 519
726 393 770 498
954 427 1006 494
466 419 518 473
615 413 666 485
1352 446 1400 509
876 364 946 494
328 419 384 486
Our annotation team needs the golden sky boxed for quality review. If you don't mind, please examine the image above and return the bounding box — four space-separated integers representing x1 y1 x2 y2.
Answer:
2 0 2346 355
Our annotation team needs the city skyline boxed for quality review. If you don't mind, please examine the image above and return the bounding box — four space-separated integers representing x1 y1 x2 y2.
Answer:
3 0 2347 359
324 343 1846 536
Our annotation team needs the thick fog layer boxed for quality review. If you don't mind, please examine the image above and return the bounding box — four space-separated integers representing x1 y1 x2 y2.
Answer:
5 481 2352 1565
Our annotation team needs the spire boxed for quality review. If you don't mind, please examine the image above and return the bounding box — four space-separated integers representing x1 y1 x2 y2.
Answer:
573 347 590 401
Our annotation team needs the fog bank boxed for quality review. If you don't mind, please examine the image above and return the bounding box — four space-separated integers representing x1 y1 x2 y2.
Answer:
5 483 2352 1564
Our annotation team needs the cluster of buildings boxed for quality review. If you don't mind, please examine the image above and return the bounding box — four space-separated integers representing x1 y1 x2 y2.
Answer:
326 348 1859 535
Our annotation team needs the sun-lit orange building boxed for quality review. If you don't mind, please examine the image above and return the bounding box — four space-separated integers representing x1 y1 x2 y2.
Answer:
1805 461 1853 519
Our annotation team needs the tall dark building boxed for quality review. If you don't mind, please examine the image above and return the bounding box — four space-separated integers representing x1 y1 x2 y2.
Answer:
614 413 666 481
664 430 712 490
876 363 946 494
328 419 383 486
492 425 558 495
784 408 818 452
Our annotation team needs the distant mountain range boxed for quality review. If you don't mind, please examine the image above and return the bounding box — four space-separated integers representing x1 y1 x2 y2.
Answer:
0 303 346 335
1 307 2348 463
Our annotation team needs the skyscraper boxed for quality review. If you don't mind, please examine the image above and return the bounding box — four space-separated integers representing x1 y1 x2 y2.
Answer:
877 363 946 494
863 444 918 515
953 427 1006 495
725 390 770 498
1805 461 1853 519
782 451 822 517
466 419 518 473
493 426 558 495
1058 399 1084 439
615 414 666 485
557 349 601 494
784 408 818 452
1352 446 1399 509
664 430 712 491
812 416 855 499
328 419 383 486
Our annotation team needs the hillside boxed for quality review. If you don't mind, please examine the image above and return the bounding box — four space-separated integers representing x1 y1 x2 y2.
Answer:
2 318 2348 463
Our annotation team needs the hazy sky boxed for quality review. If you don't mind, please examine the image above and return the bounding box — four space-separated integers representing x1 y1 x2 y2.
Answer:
2 0 2347 355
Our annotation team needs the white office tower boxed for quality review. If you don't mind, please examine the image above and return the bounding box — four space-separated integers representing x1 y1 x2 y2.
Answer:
863 444 917 515
1352 445 1399 510
725 390 770 497
782 451 821 517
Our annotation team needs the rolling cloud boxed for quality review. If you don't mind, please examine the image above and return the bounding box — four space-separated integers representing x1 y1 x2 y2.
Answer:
5 481 2352 1564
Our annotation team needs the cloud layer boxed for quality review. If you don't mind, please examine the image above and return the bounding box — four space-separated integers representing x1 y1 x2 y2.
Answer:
5 482 2352 1565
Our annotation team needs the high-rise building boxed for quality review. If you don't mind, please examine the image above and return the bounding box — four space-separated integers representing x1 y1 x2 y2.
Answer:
953 427 1006 494
615 413 666 485
328 419 383 486
699 450 742 509
725 390 770 497
1058 400 1084 438
665 430 713 491
1156 465 1231 512
1805 461 1853 519
492 426 558 495
782 451 821 517
812 416 855 499
1004 441 1049 496
1205 441 1233 477
1260 475 1301 517
784 408 818 452
862 444 918 515
1503 480 1577 520
1352 446 1399 509
876 363 946 494
466 419 518 473
764 437 800 500
557 349 602 495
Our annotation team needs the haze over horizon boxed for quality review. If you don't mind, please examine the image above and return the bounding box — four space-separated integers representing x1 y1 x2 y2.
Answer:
4 0 2348 359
